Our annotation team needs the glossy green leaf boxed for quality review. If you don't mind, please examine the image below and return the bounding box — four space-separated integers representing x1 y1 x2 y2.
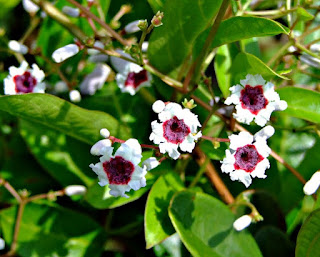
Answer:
194 17 289 59
20 119 95 187
148 0 223 73
297 7 314 21
169 190 263 257
147 0 166 12
145 172 184 248
0 202 107 257
0 94 130 145
296 209 320 257
0 0 20 15
85 174 157 209
277 87 320 124
230 52 288 84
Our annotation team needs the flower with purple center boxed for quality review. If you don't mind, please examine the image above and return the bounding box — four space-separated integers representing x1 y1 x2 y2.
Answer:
4 61 46 95
221 126 275 187
149 101 202 160
89 138 147 197
115 62 152 95
225 74 288 126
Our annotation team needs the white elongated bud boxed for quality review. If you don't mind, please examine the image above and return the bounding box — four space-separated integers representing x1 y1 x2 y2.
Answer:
310 44 320 52
254 125 275 141
233 215 252 231
124 20 142 33
22 0 39 14
152 100 165 113
300 54 320 68
142 157 160 171
142 42 149 52
100 128 110 138
52 44 80 63
90 139 112 155
62 6 80 17
0 237 5 250
303 171 320 195
8 40 28 54
69 90 81 103
65 185 87 196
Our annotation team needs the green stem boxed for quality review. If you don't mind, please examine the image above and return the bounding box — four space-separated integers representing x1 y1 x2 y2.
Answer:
267 40 293 67
188 0 230 88
295 41 320 59
20 16 41 44
30 0 87 43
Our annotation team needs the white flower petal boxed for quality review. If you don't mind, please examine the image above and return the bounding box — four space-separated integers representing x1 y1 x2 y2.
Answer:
52 44 79 63
142 157 160 171
229 132 253 150
90 139 112 155
8 40 28 54
115 138 142 166
254 125 275 141
230 169 252 187
89 162 109 186
124 20 142 33
62 6 80 17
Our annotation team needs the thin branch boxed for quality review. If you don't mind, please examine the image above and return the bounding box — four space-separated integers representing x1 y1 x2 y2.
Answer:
0 178 21 203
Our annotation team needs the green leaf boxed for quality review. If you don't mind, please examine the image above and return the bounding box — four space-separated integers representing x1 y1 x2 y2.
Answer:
0 202 107 257
194 17 289 59
147 0 166 13
85 174 157 209
296 209 320 257
296 7 314 21
0 94 131 145
145 172 184 248
20 119 95 187
148 0 223 73
168 190 263 257
230 52 288 84
277 87 320 124
0 0 20 15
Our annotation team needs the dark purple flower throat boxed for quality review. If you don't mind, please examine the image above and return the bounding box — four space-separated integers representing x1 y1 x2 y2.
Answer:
163 116 190 144
125 70 148 89
240 85 268 115
13 71 37 93
103 156 134 185
234 144 263 173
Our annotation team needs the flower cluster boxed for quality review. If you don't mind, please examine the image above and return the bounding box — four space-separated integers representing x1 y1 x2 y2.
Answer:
149 100 202 160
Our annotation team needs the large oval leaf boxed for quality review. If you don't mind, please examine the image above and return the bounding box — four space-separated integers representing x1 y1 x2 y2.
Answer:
169 190 263 257
145 172 184 248
277 87 320 124
0 202 107 257
0 94 130 145
148 0 222 73
296 209 320 257
194 17 289 58
230 52 288 85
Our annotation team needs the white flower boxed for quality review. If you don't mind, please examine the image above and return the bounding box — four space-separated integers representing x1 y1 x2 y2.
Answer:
69 89 81 102
22 0 39 14
124 20 142 34
89 139 147 198
221 126 274 187
225 74 288 127
233 215 252 231
149 101 202 160
300 54 320 69
79 64 111 95
90 139 112 155
52 44 80 63
0 237 5 250
62 6 80 17
115 62 152 95
4 61 45 95
303 171 320 195
142 157 160 171
65 185 87 196
100 128 110 138
8 40 28 54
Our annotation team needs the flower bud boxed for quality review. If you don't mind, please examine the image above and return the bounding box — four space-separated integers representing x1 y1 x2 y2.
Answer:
65 185 87 196
137 20 148 31
254 125 275 141
233 215 252 231
151 11 164 27
69 90 81 103
0 237 4 250
100 128 110 138
8 40 28 54
152 100 165 113
62 6 80 17
303 171 320 195
90 139 112 155
310 44 320 53
52 44 80 63
142 157 160 171
142 41 149 52
22 0 39 14
300 54 320 68
182 98 197 109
